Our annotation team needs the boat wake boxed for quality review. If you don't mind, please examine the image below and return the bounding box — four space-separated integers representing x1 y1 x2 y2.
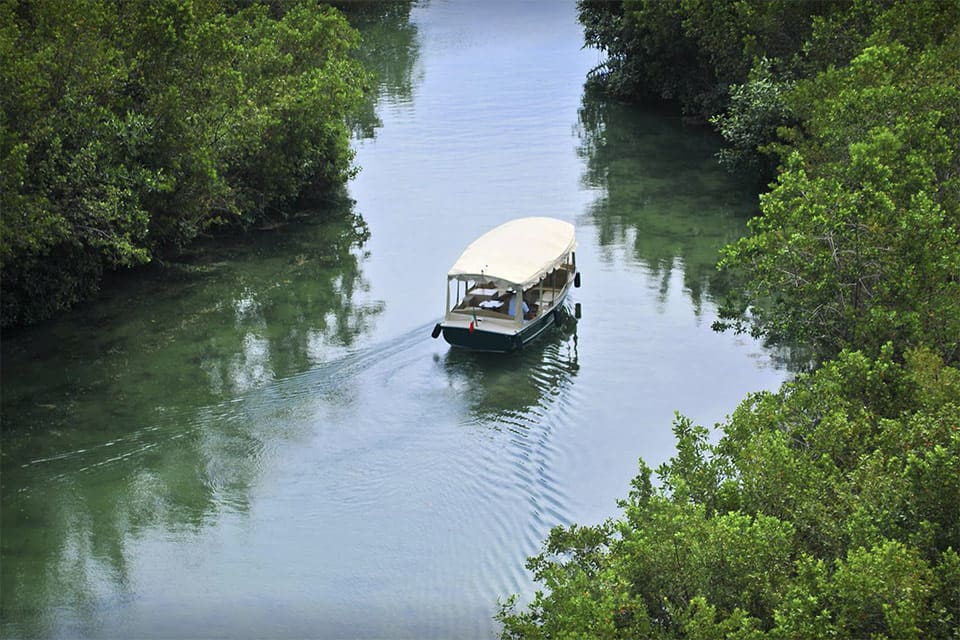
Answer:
12 318 584 637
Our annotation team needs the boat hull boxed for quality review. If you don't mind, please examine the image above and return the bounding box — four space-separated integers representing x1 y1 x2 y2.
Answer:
441 302 563 353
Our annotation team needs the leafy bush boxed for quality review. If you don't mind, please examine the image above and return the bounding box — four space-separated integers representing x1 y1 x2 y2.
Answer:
0 0 370 327
578 0 834 121
498 348 960 638
717 36 960 364
710 57 794 177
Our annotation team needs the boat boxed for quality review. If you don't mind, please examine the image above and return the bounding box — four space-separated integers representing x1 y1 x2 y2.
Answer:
431 217 580 352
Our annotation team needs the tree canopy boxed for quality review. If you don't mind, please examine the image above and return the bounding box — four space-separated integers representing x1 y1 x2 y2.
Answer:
1 0 370 327
716 21 959 365
499 347 960 639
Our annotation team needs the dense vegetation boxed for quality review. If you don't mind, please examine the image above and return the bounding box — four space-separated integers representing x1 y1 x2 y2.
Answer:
500 348 959 639
0 0 370 327
498 1 960 637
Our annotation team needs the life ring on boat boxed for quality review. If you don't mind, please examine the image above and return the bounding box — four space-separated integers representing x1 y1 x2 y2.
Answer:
431 323 442 339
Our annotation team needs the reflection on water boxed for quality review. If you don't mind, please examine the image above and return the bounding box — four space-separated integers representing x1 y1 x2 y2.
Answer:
342 0 420 139
441 315 579 422
0 202 379 637
433 317 583 618
0 208 580 638
577 87 758 314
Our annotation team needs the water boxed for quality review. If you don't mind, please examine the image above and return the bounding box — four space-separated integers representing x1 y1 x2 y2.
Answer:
0 1 788 637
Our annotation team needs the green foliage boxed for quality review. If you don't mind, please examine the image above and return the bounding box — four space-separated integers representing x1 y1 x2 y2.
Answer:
1 0 154 323
1 0 370 327
579 1 959 175
717 35 960 363
578 0 835 120
709 57 794 177
579 0 714 112
499 349 960 638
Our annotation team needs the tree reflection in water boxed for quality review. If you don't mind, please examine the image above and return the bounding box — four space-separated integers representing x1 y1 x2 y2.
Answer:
576 85 759 316
341 0 420 139
0 196 382 638
2 1 425 632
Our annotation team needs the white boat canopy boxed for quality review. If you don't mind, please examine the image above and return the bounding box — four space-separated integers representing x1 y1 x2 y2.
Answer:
447 217 576 289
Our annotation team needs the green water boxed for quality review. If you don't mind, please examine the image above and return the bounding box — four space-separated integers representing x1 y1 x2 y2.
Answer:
1 2 788 637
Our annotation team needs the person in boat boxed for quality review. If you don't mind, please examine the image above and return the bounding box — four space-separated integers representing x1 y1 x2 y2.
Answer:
523 293 537 320
506 294 530 321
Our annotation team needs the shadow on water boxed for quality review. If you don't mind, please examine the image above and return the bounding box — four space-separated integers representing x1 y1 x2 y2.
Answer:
3 198 377 407
575 88 805 370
